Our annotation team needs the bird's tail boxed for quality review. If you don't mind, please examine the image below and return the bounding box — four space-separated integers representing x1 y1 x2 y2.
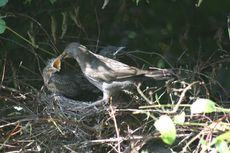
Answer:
143 68 175 80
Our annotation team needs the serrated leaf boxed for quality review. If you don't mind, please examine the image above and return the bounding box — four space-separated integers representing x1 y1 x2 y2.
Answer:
191 98 216 114
0 18 6 34
174 112 185 125
154 115 176 145
0 0 8 7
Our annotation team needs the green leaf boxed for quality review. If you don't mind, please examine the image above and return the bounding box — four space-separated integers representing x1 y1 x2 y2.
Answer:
154 115 176 145
215 131 230 143
49 0 56 4
136 0 141 5
196 0 203 7
191 98 216 114
102 0 110 9
216 140 230 153
174 112 185 125
0 18 6 34
211 131 230 153
0 0 8 7
228 15 230 40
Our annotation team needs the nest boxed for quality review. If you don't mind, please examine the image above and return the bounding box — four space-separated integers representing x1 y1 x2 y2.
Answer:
1 77 230 152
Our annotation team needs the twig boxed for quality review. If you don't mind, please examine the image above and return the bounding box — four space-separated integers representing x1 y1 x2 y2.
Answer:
0 84 20 93
108 101 121 153
181 131 203 153
172 81 200 113
136 83 153 104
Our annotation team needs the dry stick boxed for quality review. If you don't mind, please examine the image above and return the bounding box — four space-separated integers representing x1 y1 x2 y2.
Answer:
136 83 153 104
181 130 204 153
171 81 200 113
0 121 19 128
0 84 21 93
137 81 200 114
108 102 121 153
63 145 78 153
1 53 6 84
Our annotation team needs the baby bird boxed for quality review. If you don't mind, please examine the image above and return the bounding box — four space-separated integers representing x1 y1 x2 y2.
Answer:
42 57 100 100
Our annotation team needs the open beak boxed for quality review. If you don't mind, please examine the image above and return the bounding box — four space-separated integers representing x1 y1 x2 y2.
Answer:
52 51 70 71
52 55 62 71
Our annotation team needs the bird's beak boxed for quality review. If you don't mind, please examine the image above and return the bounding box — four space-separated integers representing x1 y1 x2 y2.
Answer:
60 51 70 59
52 55 62 71
51 51 70 71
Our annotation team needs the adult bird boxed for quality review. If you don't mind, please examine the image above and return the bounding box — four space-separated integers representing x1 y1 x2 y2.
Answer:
58 42 174 103
42 57 100 100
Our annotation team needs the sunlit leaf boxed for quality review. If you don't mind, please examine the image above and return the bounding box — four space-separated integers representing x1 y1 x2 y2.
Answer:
191 98 216 114
215 131 230 143
0 18 6 34
196 0 203 7
102 0 110 9
216 140 230 153
154 115 176 145
136 0 141 5
0 0 8 7
174 112 185 125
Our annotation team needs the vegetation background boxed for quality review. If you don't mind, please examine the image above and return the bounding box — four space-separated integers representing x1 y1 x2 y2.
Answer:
0 0 229 152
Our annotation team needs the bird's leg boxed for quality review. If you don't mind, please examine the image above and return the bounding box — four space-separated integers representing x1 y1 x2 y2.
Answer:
83 92 109 109
102 92 110 104
82 99 104 109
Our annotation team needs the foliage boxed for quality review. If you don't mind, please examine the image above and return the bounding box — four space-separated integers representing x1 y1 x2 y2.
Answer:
0 0 7 34
191 98 216 114
154 115 176 145
0 0 8 7
0 0 230 152
0 18 6 34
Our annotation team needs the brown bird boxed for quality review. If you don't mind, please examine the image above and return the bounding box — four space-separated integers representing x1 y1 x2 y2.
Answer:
42 57 100 100
58 42 174 103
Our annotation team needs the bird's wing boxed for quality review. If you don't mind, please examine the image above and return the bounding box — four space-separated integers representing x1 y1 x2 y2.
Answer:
85 52 145 82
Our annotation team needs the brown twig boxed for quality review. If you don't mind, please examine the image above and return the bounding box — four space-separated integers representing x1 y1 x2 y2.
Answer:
108 99 121 153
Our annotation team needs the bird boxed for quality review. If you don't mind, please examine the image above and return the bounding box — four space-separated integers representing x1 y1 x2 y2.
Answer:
42 57 100 100
58 42 174 103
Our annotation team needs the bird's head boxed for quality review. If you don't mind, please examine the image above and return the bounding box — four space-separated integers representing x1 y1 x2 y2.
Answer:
60 42 87 59
42 57 61 85
43 57 61 74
